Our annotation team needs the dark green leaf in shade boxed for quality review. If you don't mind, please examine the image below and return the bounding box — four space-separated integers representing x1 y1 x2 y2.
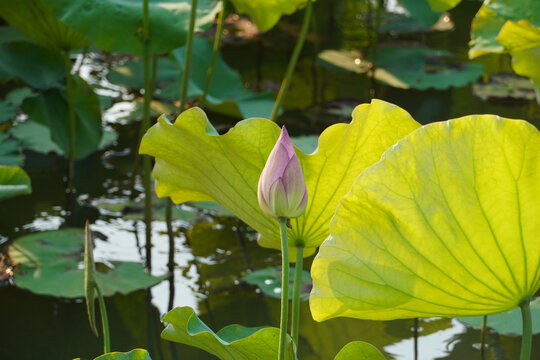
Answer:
0 0 89 50
0 26 30 44
0 165 31 201
84 222 98 337
0 132 24 166
9 120 64 155
245 266 311 300
400 0 442 27
8 229 166 298
334 341 386 360
22 75 102 160
0 101 16 124
94 349 152 360
41 0 221 56
161 306 294 360
5 87 36 107
0 42 65 89
458 297 540 335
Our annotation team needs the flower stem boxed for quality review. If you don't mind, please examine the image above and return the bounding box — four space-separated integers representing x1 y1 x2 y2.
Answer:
96 286 110 354
520 298 532 360
201 0 227 107
63 50 76 192
270 0 313 122
291 246 304 346
179 0 199 112
278 218 290 360
480 315 487 359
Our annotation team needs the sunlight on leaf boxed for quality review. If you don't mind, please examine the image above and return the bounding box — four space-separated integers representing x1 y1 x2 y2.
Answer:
334 341 386 360
140 100 420 256
94 349 152 360
0 165 31 201
229 0 311 32
311 115 540 321
161 306 293 360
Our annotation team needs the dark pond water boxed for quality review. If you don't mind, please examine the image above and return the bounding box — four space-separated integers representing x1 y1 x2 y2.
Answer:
1 1 539 359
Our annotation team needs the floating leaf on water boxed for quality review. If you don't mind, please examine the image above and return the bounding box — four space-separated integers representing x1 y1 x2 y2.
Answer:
244 266 312 300
161 306 294 360
317 49 369 74
375 47 484 90
0 132 23 166
0 165 31 201
458 297 540 336
5 87 36 107
311 115 540 321
94 349 152 360
9 120 63 155
139 100 420 256
0 101 16 124
472 73 537 102
334 341 386 360
8 229 166 298
41 0 221 56
400 0 442 27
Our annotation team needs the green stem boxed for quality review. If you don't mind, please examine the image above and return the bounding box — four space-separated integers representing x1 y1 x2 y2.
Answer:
63 50 76 192
179 0 199 112
270 0 313 122
291 246 304 346
480 315 487 360
278 218 290 360
96 286 110 354
201 0 227 107
370 0 384 99
520 299 532 360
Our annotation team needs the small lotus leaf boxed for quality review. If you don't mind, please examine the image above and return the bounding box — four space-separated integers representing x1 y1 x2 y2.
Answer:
0 165 31 201
139 100 420 255
334 341 386 360
229 0 311 32
41 0 221 56
458 297 540 335
311 115 540 321
245 266 311 300
8 229 166 298
0 133 23 166
94 349 152 360
161 306 293 360
0 101 16 123
427 0 462 12
400 0 441 27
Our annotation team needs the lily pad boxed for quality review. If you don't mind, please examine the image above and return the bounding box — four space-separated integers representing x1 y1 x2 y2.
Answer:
472 73 537 101
317 49 370 74
42 0 221 56
94 350 152 360
244 266 311 300
0 41 65 89
334 341 386 360
375 47 484 90
5 87 36 106
0 165 31 201
291 135 319 154
22 75 102 160
458 297 540 335
496 20 540 103
161 306 294 360
310 115 540 321
468 0 540 59
0 0 89 50
0 101 16 124
229 0 310 32
400 0 442 27
139 100 420 255
0 133 24 166
8 229 166 298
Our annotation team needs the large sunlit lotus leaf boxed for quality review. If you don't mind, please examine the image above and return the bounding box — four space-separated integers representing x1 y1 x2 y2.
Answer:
139 100 420 255
8 229 166 298
426 0 462 12
229 0 311 32
496 20 540 104
0 166 31 201
95 350 152 360
469 0 540 59
311 115 540 322
40 0 221 56
0 0 89 50
334 341 386 360
22 75 102 160
0 42 65 90
161 306 293 360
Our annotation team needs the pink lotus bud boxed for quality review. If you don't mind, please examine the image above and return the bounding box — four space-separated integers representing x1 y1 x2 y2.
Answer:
258 126 308 219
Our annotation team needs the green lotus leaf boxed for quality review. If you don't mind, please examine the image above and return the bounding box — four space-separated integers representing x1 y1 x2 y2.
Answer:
0 0 89 50
94 349 152 360
0 42 65 90
374 47 484 90
8 229 166 298
0 165 31 201
400 0 441 27
161 306 293 360
139 100 420 255
427 0 462 12
22 75 102 160
496 20 540 103
229 0 311 32
0 132 23 166
469 0 540 59
41 0 221 56
245 266 311 300
334 341 386 360
458 297 540 335
0 101 16 124
310 115 540 321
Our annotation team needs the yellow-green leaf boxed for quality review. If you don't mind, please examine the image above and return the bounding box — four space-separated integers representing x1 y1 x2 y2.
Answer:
229 0 311 32
139 100 420 256
497 20 540 103
310 115 540 321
